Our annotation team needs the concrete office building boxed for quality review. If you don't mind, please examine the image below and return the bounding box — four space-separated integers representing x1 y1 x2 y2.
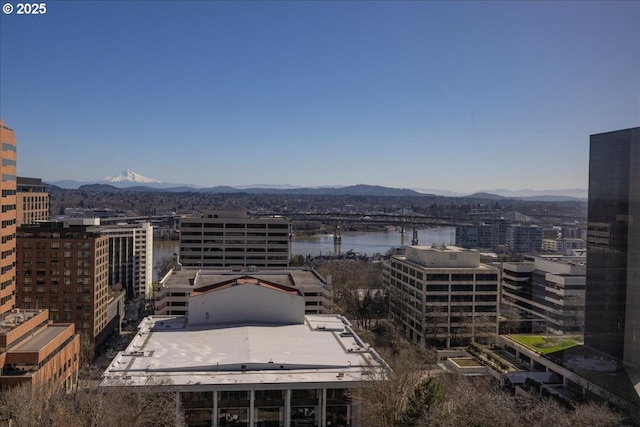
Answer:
16 220 111 349
384 245 500 348
155 267 333 316
585 127 640 369
501 255 586 335
16 177 49 226
179 210 291 268
102 279 388 427
99 222 153 300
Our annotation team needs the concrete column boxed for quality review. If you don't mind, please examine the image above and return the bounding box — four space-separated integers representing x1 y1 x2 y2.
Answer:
250 390 255 427
212 390 218 427
321 388 327 427
284 389 291 427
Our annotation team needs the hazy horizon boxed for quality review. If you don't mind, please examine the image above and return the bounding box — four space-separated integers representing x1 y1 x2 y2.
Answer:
1 1 638 193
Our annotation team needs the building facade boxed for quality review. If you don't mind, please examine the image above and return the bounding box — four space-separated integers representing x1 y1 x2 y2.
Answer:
103 281 388 427
541 238 586 255
0 309 79 389
0 120 80 390
99 222 153 300
0 120 17 314
16 177 49 226
155 267 333 316
179 210 291 268
16 221 111 349
501 255 586 335
506 225 542 254
384 245 500 348
585 127 640 369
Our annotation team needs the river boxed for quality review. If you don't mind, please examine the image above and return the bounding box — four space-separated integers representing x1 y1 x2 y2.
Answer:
153 227 456 279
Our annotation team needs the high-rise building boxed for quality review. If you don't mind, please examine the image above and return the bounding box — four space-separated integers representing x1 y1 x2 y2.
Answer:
0 120 80 388
585 127 640 369
179 210 291 268
16 220 111 349
506 224 542 254
99 222 153 300
0 120 17 313
384 245 500 348
16 177 50 226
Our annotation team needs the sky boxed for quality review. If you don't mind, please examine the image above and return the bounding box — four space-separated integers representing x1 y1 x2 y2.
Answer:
0 1 638 193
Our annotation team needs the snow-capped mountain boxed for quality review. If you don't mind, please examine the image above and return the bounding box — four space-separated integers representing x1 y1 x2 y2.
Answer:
101 169 162 184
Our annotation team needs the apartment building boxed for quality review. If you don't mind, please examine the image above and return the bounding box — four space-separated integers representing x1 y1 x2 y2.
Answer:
179 210 291 268
541 238 586 255
16 221 111 349
0 119 80 390
155 266 333 316
506 225 542 253
16 177 49 226
0 120 17 314
384 245 500 348
99 222 153 299
501 255 586 335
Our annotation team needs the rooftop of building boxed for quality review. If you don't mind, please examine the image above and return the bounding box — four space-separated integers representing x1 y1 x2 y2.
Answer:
101 313 386 389
0 310 43 335
159 267 329 292
191 276 303 297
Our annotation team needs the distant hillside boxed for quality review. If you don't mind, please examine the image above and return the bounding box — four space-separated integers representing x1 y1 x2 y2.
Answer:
465 192 505 200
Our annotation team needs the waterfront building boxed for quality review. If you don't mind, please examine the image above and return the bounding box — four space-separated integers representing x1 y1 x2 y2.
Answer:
0 120 17 314
455 223 495 249
16 177 49 226
102 279 388 427
384 245 500 348
501 255 586 335
99 222 153 300
16 220 112 350
506 224 542 254
179 210 291 268
541 238 586 255
584 127 640 369
155 266 333 316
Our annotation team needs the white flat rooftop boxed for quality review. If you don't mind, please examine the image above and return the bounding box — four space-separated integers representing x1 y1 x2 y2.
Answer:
102 314 386 390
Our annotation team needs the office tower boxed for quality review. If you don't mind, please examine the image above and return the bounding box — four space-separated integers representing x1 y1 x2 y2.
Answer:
585 127 640 368
0 120 17 313
16 177 50 226
179 210 291 268
384 245 500 348
16 220 111 349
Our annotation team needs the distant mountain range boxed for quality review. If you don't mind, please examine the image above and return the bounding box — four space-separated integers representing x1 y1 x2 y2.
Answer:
47 169 587 201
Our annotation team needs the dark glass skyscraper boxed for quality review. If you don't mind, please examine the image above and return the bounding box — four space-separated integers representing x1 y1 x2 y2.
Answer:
585 127 639 368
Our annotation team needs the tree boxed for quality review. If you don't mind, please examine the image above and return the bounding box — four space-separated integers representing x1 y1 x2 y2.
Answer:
154 255 174 279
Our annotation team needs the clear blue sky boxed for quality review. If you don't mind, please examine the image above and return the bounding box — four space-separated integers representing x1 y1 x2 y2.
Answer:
1 1 638 193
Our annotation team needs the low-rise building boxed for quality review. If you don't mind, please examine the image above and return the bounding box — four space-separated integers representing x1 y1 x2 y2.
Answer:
501 255 586 335
103 278 387 427
0 309 79 389
155 266 333 316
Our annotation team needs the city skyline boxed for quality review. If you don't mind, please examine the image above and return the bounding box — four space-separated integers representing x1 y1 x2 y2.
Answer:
0 1 638 193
